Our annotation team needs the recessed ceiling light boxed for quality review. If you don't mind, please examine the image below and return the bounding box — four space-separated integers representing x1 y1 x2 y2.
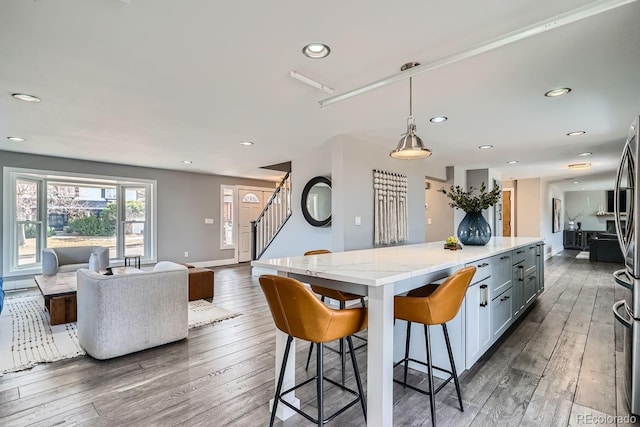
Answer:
302 43 330 59
507 160 519 164
430 116 448 123
182 160 192 164
6 136 26 142
544 88 571 97
572 181 580 184
478 145 493 149
240 141 254 146
567 131 586 136
568 163 591 170
12 93 41 102
577 152 592 156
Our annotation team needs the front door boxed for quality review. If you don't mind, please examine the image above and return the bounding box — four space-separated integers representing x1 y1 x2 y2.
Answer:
238 189 269 262
502 190 512 237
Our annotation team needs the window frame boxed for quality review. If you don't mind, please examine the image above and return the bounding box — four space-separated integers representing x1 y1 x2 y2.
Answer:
3 167 157 277
220 185 236 250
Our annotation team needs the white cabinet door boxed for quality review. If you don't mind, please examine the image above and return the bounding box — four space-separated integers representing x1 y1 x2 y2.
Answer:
465 281 491 369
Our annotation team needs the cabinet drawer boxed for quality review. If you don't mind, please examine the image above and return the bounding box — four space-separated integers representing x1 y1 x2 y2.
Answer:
466 258 493 284
512 247 527 265
491 288 513 339
523 272 537 307
491 253 512 296
523 244 537 275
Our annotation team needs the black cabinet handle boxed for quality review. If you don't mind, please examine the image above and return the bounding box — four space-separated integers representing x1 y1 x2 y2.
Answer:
480 284 488 307
516 250 525 254
500 255 510 260
529 246 535 249
500 295 510 302
478 262 489 268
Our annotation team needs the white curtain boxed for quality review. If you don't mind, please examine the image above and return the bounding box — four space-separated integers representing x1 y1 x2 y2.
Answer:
373 170 408 246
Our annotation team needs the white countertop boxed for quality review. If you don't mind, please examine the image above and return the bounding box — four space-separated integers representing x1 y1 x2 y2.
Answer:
251 237 543 287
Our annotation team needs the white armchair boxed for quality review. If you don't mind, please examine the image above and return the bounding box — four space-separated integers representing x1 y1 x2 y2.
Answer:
76 261 188 359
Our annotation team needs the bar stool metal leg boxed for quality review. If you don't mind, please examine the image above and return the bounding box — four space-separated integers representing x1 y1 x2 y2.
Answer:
424 325 436 427
270 336 293 427
316 342 324 427
403 321 412 385
443 323 464 412
347 336 367 422
339 301 346 386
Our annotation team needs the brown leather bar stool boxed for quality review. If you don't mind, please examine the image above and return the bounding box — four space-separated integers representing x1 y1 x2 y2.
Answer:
394 266 476 427
260 274 368 426
303 249 366 385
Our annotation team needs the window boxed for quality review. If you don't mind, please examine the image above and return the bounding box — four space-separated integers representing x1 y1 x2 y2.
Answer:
221 186 235 249
3 168 156 276
15 178 42 267
241 192 260 203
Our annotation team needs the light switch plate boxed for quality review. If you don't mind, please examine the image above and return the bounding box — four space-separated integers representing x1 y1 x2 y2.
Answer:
204 218 214 224
355 216 361 226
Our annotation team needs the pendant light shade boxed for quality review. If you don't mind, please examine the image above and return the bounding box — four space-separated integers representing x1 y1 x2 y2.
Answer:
390 63 432 159
390 116 432 159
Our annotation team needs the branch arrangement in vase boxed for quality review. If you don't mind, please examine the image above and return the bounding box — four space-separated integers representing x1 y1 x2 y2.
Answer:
438 182 501 212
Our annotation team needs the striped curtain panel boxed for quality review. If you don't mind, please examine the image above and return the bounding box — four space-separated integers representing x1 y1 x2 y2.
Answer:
373 170 408 246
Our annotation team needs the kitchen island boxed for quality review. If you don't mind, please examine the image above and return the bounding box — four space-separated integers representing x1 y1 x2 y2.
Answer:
252 236 545 426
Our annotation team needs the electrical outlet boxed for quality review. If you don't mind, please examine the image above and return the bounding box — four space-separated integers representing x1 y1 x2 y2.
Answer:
427 218 432 225
204 218 214 224
184 251 189 257
355 216 361 226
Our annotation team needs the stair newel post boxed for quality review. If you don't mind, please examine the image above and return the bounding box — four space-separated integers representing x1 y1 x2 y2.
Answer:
251 220 258 261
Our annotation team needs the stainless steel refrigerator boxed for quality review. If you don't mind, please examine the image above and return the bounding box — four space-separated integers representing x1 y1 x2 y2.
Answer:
613 115 640 415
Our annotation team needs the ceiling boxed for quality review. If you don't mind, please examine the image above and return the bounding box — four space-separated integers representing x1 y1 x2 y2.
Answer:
1 0 639 190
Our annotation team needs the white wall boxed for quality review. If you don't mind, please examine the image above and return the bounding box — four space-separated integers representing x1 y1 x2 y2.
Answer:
506 178 563 257
542 180 564 256
516 178 542 237
331 135 434 251
425 173 454 242
260 145 333 258
564 190 608 231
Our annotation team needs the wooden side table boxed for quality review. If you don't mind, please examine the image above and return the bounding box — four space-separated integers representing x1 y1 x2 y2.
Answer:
188 268 214 301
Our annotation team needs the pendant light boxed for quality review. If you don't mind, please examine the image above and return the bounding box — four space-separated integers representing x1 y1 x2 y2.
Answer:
390 62 432 159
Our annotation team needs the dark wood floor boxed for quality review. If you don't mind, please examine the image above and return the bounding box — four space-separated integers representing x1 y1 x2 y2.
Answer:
0 252 636 426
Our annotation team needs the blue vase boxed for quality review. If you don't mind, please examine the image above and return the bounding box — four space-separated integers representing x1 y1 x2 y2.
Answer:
457 212 492 246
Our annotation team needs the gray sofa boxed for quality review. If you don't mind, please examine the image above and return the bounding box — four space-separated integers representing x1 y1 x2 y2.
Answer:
76 261 189 360
42 246 109 276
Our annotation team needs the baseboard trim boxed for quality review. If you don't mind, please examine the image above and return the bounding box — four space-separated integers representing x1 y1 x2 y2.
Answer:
2 278 36 291
190 258 237 268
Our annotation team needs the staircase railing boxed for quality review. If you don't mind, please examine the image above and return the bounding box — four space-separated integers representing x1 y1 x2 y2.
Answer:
251 172 292 260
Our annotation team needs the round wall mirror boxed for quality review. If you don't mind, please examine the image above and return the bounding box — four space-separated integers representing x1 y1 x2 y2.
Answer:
301 176 332 227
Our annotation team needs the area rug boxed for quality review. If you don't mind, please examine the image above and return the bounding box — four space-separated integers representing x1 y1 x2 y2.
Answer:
188 298 240 328
575 251 590 259
0 295 240 375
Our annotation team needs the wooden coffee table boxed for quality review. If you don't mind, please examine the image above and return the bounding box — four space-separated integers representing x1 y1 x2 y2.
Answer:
34 267 142 325
34 272 78 325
